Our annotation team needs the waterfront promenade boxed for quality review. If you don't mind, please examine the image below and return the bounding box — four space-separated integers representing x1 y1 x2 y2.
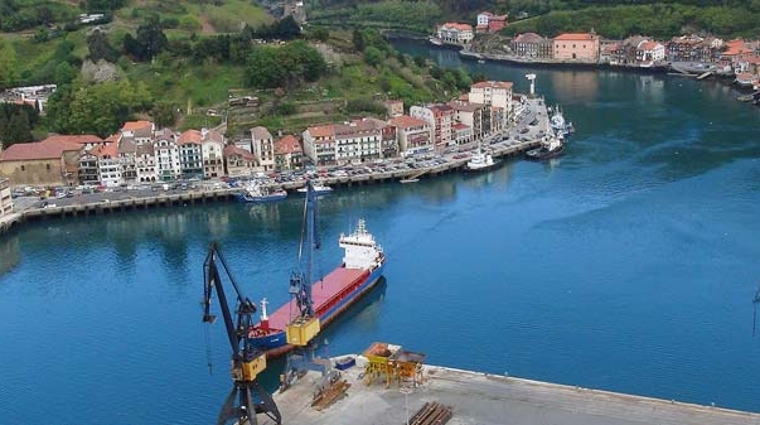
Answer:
0 98 552 233
263 356 760 425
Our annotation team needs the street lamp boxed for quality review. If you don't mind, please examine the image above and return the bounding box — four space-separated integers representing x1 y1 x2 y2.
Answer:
400 386 413 425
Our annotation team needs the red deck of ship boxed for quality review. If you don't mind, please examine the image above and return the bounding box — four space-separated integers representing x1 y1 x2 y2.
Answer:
256 266 368 332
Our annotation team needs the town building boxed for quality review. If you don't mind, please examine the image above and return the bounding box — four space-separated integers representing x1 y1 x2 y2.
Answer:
91 143 122 188
42 134 104 151
201 129 225 179
410 104 454 150
448 101 490 141
118 138 137 183
476 11 507 33
120 121 155 144
0 84 56 114
636 41 666 64
384 100 404 117
720 39 758 70
553 33 601 62
178 130 204 178
510 33 552 59
302 124 336 166
224 145 257 177
334 120 382 164
388 115 433 156
233 138 253 153
666 35 724 63
0 139 82 187
468 81 513 127
274 135 303 171
155 134 181 181
251 126 275 171
78 151 100 186
452 123 472 145
437 22 474 45
362 117 398 158
0 178 13 217
135 143 158 183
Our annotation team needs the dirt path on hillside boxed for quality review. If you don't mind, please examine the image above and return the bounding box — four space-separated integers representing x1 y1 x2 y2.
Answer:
199 14 216 34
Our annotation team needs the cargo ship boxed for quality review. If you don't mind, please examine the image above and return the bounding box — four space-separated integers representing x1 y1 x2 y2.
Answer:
249 219 386 357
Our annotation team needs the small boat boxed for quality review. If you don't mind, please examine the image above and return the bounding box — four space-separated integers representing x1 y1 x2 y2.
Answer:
466 142 501 172
526 131 565 161
399 178 420 184
428 36 443 46
477 59 486 64
550 105 574 136
297 183 332 195
237 182 287 203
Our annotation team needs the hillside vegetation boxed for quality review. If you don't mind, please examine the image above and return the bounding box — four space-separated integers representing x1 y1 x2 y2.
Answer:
306 0 760 38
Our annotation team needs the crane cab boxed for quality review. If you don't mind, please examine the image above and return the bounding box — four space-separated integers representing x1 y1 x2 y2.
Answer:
233 353 267 382
286 316 321 346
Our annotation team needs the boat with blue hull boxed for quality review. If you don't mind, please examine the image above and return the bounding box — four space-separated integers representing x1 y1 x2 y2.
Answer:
237 182 287 203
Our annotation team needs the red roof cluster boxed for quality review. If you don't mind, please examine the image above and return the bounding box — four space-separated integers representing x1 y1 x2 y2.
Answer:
42 134 103 146
0 139 82 161
442 22 473 32
223 145 256 161
274 135 303 155
389 115 429 129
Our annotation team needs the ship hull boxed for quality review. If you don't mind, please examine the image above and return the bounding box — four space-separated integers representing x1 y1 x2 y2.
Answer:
465 160 502 173
250 260 386 357
237 193 287 203
526 145 565 161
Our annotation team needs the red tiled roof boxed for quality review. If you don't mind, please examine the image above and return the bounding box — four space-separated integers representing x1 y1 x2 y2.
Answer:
639 41 660 51
274 135 302 155
306 124 335 138
178 130 203 145
121 120 153 132
0 139 81 161
452 123 470 131
90 142 118 158
389 115 429 129
442 22 472 32
42 134 103 145
554 33 596 41
471 81 513 89
488 21 506 32
224 145 255 161
723 40 754 56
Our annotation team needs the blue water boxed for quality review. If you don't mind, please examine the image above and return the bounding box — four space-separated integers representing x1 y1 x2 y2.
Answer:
3 41 760 424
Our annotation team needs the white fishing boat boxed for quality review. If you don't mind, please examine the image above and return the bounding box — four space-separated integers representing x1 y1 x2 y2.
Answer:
466 142 501 172
297 183 332 195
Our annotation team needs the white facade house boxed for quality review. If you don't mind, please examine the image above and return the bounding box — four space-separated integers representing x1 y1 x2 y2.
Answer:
0 178 13 218
135 143 158 183
469 81 513 127
155 136 181 181
93 144 123 188
334 120 382 164
437 23 474 44
302 125 336 166
251 126 275 171
389 115 434 156
201 129 225 179
636 41 666 63
120 121 155 145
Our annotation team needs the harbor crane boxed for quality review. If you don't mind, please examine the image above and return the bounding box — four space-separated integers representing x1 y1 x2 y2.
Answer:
202 242 282 425
281 181 330 389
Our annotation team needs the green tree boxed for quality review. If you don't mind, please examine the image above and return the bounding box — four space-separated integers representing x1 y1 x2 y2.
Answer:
364 46 383 67
152 101 177 128
245 46 286 88
135 16 167 61
352 28 365 52
87 28 119 62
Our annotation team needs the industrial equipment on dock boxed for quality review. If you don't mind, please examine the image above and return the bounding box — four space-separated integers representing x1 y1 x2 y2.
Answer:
202 242 281 425
363 342 426 388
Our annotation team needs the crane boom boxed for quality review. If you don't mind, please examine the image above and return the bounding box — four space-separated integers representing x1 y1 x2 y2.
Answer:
202 242 282 425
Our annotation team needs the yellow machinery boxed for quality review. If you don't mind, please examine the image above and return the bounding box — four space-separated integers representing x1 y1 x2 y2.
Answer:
363 342 426 388
286 316 321 346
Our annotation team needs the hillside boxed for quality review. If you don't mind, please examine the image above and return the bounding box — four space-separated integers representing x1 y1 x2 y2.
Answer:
306 0 760 38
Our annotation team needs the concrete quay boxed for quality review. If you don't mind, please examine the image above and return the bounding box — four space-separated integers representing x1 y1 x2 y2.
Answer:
261 355 760 425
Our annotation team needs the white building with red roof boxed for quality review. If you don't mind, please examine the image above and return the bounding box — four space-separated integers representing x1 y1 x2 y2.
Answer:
201 128 225 179
388 115 433 156
89 143 122 188
177 130 204 178
120 120 155 144
302 124 336 166
437 22 474 45
251 126 275 171
155 132 181 181
469 81 513 127
274 135 303 171
636 40 665 64
476 11 507 33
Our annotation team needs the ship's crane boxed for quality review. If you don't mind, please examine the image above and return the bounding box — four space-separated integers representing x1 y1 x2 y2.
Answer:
282 181 330 388
202 242 282 425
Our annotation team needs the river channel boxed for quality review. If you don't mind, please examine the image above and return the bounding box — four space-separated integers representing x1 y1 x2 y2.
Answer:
1 39 760 424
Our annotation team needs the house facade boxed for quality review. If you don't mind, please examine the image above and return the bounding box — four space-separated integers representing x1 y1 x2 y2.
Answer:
469 81 512 127
201 129 225 179
389 115 433 156
448 101 489 141
334 120 382 164
476 11 507 33
0 139 82 187
251 126 275 171
437 22 474 44
178 130 204 178
636 41 666 64
92 143 122 188
510 33 553 59
224 145 256 177
78 151 100 186
120 120 155 144
118 138 137 183
274 135 303 171
302 125 336 166
135 143 158 183
0 178 13 217
452 123 472 145
553 33 601 62
155 136 181 181
410 104 454 150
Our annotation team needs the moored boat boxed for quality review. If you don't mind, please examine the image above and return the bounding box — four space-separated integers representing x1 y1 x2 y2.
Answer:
466 142 501 172
248 216 386 357
526 131 565 161
297 183 332 195
237 182 287 203
399 178 420 184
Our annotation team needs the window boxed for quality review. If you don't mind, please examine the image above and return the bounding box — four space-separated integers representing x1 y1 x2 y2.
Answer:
46 164 51 170
20 165 25 171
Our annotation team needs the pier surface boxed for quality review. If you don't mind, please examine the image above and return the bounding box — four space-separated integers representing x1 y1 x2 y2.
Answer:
261 356 759 425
